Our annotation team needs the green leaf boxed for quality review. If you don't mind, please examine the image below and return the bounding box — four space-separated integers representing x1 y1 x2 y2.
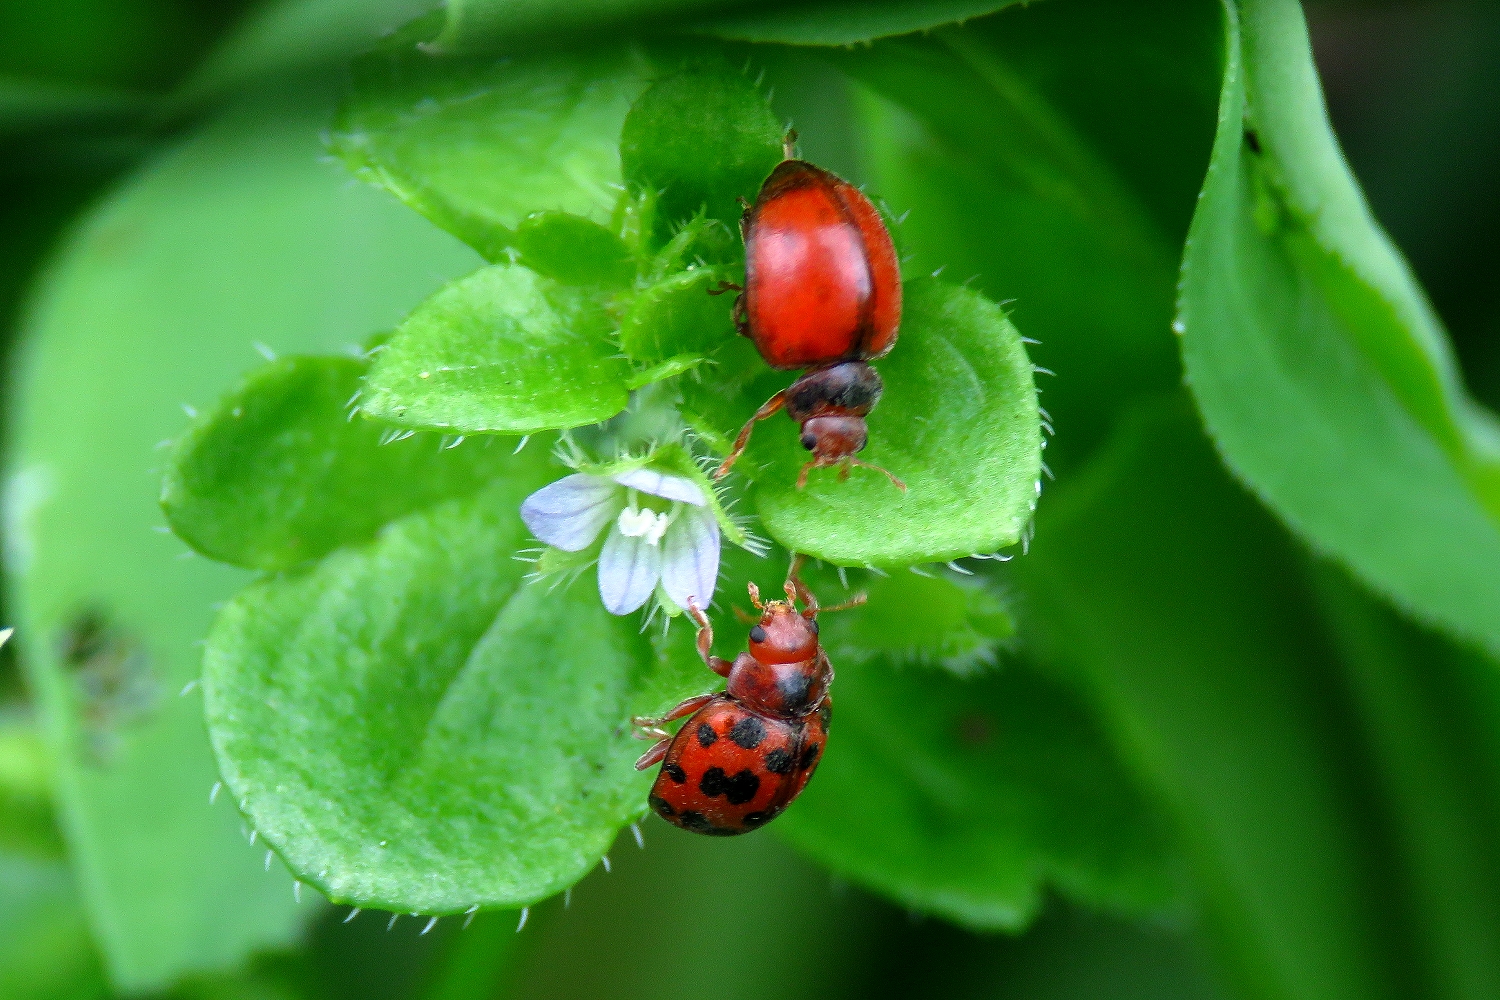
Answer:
741 278 1041 567
808 567 1014 676
1015 398 1418 1000
204 478 706 914
0 853 109 1000
832 1 1217 474
618 265 735 364
696 1 1026 45
362 265 630 434
1311 567 1500 1000
3 87 481 989
331 41 648 261
0 713 64 858
512 212 635 288
776 655 1181 930
1177 0 1500 659
619 67 782 231
162 355 521 571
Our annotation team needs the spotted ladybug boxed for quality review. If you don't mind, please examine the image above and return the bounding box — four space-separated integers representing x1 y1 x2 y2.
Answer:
712 131 905 490
633 566 863 836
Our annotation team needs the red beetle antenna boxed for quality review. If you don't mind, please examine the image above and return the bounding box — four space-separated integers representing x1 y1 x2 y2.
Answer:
746 582 765 610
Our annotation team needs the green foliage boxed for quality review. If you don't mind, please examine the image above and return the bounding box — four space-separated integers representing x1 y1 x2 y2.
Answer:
776 655 1181 930
4 86 481 989
746 279 1041 565
162 355 516 571
620 67 783 229
362 265 629 433
8 1 1498 998
1177 0 1500 660
203 478 704 913
331 40 647 261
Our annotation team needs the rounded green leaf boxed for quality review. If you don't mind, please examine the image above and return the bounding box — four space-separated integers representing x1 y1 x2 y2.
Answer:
512 212 635 288
203 478 706 914
617 265 735 364
3 89 481 988
162 355 518 571
776 655 1180 930
362 265 630 434
331 41 648 261
619 67 782 230
747 278 1041 566
1177 0 1500 660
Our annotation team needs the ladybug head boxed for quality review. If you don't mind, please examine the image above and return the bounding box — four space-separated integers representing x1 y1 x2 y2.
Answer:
799 415 867 462
746 600 819 665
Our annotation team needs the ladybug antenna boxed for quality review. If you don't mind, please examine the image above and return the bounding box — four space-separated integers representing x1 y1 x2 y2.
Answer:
847 457 907 492
814 593 867 616
746 581 765 610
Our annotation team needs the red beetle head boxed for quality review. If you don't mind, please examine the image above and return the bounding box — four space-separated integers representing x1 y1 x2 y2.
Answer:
799 414 867 462
746 599 819 665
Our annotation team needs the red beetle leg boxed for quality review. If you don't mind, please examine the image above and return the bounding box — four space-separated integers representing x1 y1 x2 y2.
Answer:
631 692 717 735
685 598 734 678
714 390 786 480
634 737 672 771
847 456 906 492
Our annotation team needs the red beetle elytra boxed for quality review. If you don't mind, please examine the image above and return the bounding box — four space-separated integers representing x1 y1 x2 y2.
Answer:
713 132 905 490
633 566 863 836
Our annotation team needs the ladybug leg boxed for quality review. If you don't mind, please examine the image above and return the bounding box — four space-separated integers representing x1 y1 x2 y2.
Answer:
634 737 672 771
847 457 907 492
795 459 818 490
685 597 734 678
706 280 743 295
631 693 717 736
715 390 787 480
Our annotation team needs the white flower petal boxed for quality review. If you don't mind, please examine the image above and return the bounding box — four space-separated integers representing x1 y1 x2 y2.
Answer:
660 505 721 613
598 525 663 615
611 467 706 506
520 474 622 552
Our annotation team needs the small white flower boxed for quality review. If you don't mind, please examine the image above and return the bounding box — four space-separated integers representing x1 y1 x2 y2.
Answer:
520 468 720 616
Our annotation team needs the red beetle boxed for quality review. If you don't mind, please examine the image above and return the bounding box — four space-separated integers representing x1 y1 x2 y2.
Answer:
713 132 905 490
633 567 862 836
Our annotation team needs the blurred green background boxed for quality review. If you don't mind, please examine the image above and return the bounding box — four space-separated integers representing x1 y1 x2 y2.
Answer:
2 0 1497 998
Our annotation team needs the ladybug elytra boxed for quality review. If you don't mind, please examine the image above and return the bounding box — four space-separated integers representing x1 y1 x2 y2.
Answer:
633 566 863 836
712 132 905 490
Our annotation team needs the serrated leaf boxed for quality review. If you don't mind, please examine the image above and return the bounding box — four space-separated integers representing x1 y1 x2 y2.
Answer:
737 278 1041 566
1177 0 1500 660
619 67 782 231
618 266 735 364
776 655 1181 930
162 355 518 571
3 88 481 989
362 265 630 434
331 42 648 261
512 212 635 288
204 478 706 913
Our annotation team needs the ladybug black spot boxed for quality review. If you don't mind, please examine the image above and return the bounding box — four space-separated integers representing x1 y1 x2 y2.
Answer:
697 722 718 747
649 794 676 817
730 716 766 749
749 625 767 643
663 762 687 784
700 766 761 805
679 810 739 837
777 670 811 707
799 743 820 770
764 748 795 774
